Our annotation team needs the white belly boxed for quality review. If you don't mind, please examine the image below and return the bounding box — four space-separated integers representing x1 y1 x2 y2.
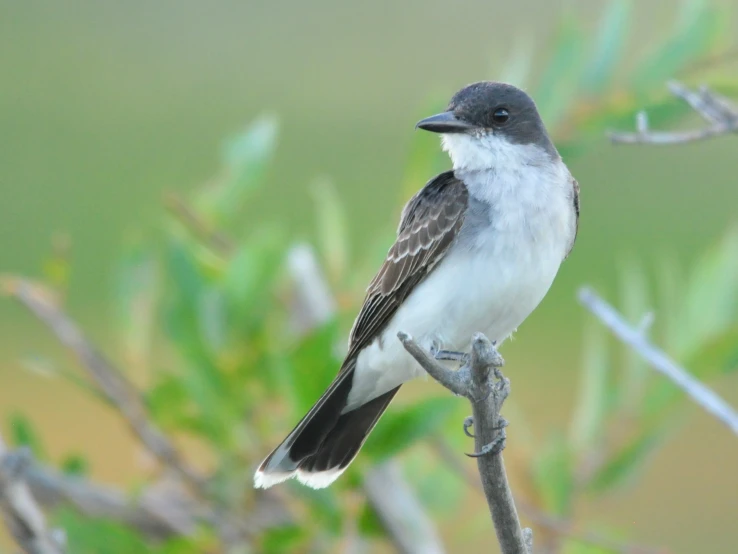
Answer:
345 223 568 412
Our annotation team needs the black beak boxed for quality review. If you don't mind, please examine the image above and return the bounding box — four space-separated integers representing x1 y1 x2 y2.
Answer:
415 111 475 133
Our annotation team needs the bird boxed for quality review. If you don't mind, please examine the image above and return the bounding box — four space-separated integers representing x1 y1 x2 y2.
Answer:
254 81 580 489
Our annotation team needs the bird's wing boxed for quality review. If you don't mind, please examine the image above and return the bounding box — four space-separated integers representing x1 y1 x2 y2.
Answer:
346 170 469 359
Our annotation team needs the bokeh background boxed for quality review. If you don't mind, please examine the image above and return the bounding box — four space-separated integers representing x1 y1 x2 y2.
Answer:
2 0 738 552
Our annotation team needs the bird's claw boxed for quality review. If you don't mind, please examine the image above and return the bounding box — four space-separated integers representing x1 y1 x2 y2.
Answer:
465 429 507 458
463 416 475 437
433 349 470 364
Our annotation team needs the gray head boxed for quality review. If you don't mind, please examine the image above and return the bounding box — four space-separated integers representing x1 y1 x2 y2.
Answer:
416 82 555 156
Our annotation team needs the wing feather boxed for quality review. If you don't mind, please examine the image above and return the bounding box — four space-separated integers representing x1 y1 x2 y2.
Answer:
347 171 468 358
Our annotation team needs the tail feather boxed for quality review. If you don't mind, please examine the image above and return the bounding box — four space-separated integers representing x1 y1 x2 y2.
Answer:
255 360 400 489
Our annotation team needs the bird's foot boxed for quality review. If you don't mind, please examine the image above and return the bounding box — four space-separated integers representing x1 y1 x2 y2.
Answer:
466 427 507 458
463 416 475 437
463 416 508 438
434 349 470 364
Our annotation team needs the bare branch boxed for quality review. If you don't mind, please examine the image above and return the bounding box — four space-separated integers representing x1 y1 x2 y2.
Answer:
578 287 738 437
0 435 66 554
608 81 738 144
1 277 208 493
364 463 445 554
399 332 531 554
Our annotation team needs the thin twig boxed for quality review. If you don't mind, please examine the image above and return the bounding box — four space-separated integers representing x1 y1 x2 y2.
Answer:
578 287 738 437
163 193 235 255
1 277 208 493
364 463 445 554
608 81 738 144
430 437 668 554
0 435 66 554
398 332 531 554
286 244 447 554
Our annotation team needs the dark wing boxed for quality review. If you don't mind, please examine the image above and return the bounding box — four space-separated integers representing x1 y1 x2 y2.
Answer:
346 171 469 359
565 178 580 258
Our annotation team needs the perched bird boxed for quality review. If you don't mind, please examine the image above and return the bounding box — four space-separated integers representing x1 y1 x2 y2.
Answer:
255 81 580 489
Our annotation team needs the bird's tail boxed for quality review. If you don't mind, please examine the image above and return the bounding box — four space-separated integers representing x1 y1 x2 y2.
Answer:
254 360 399 489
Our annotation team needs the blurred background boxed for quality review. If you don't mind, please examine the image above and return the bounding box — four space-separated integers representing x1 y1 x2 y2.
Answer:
2 0 738 552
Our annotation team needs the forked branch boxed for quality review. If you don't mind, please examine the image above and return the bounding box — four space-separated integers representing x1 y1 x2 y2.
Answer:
608 81 738 144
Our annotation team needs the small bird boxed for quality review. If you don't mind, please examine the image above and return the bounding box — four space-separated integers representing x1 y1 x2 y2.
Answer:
255 81 579 489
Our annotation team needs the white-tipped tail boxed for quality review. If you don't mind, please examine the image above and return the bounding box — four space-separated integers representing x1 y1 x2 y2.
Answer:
253 466 347 490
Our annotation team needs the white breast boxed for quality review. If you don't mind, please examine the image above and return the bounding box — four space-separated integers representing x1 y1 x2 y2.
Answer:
345 133 576 412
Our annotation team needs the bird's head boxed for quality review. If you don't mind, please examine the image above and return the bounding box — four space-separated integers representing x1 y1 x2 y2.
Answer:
416 81 556 171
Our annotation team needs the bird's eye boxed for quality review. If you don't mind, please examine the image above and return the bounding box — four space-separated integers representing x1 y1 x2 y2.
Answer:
492 107 509 124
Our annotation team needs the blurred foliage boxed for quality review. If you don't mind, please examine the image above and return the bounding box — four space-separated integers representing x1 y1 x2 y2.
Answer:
4 0 738 552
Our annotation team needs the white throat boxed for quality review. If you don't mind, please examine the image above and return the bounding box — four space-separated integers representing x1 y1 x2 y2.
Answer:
442 132 554 173
441 132 567 205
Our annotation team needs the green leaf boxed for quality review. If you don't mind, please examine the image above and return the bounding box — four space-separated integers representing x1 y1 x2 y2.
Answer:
222 229 285 330
586 429 661 494
363 397 457 461
166 240 205 302
686 327 738 378
287 321 342 414
403 447 464 515
569 322 610 454
200 115 279 224
61 453 90 476
53 508 156 554
673 226 738 360
532 434 574 515
112 241 159 367
580 0 632 94
632 0 724 92
145 376 191 430
357 502 384 537
311 178 349 284
8 413 47 461
196 285 228 356
290 485 343 535
618 259 651 411
533 16 587 128
260 526 307 554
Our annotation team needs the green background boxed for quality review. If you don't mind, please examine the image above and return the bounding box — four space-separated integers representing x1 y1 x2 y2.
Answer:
2 1 738 552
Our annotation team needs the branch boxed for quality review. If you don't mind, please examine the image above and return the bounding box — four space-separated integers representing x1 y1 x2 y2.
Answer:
363 463 445 554
578 287 738 437
430 437 668 554
398 332 531 554
1 277 208 493
0 435 66 554
608 81 738 144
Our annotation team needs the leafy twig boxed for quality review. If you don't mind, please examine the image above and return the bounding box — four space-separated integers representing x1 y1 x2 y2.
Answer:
398 332 531 554
578 287 738 436
608 81 738 144
1 277 208 493
163 193 235 255
0 434 66 554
